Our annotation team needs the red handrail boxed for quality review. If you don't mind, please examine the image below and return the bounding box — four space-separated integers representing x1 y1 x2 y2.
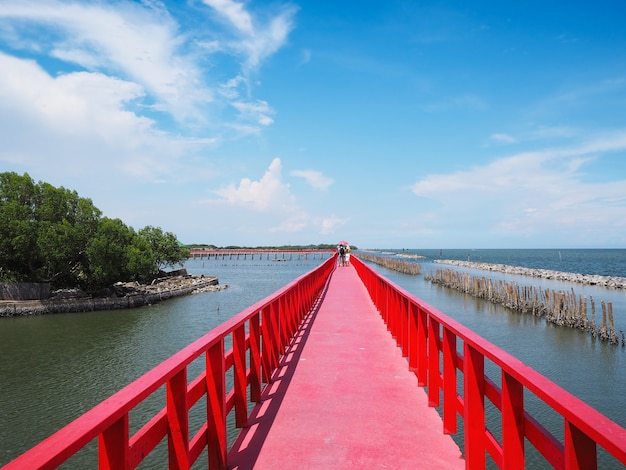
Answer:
351 255 626 469
3 256 336 470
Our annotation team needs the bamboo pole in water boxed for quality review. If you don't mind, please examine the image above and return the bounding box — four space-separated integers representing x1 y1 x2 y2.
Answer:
357 253 421 275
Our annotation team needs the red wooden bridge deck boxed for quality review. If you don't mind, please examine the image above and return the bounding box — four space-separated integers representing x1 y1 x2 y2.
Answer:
227 264 464 469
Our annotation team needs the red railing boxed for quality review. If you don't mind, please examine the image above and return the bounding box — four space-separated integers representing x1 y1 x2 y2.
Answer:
3 256 336 470
188 248 334 256
352 255 626 469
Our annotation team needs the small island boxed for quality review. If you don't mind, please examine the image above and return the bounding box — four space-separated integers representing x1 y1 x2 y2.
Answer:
0 269 227 317
0 172 224 316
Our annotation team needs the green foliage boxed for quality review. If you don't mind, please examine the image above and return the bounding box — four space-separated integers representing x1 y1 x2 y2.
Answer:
0 172 188 289
138 226 190 270
85 217 135 287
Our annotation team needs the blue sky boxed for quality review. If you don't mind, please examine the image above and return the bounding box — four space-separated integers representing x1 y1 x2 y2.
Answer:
1 0 625 249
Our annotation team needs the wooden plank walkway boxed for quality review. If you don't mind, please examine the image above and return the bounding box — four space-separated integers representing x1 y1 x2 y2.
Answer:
227 264 465 469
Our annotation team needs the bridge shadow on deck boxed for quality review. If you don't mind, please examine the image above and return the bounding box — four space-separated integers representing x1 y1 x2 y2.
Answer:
226 269 330 469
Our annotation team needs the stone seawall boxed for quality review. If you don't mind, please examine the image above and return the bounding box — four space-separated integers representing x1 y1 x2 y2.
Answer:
434 260 626 289
0 275 224 317
0 282 51 300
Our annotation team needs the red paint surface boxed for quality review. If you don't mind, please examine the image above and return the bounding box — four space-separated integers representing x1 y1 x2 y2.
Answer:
228 265 464 469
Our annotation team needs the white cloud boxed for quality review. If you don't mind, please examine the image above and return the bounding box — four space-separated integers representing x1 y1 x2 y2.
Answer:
0 53 146 133
202 158 345 238
411 133 626 241
291 169 334 191
201 0 297 70
232 99 275 126
202 0 254 35
320 215 344 234
270 213 309 233
0 0 295 135
0 52 190 180
490 133 518 144
211 157 295 211
0 0 296 198
0 1 211 123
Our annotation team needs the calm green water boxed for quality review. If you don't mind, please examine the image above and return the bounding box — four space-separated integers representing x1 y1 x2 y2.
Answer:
1 251 625 467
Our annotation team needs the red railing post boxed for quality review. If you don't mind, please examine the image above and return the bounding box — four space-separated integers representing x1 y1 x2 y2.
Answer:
417 306 428 387
206 339 226 470
270 300 281 372
167 369 189 470
464 343 486 468
261 306 274 383
249 313 262 402
99 414 130 470
428 316 441 407
400 296 409 356
442 326 457 434
285 289 295 340
502 371 524 469
233 324 248 428
390 289 399 341
408 302 419 372
565 421 597 470
377 277 384 315
280 293 290 348
383 282 391 325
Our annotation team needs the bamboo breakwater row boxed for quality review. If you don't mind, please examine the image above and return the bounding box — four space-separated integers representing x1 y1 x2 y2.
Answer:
425 268 623 346
357 253 421 275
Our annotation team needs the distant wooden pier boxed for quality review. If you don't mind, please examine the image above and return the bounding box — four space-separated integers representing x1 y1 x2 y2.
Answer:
188 249 334 261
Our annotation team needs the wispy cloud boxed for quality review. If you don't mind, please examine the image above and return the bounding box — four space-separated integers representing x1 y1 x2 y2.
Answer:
411 132 626 243
201 0 297 70
291 169 334 191
320 214 345 234
232 99 275 126
203 0 254 35
490 133 518 144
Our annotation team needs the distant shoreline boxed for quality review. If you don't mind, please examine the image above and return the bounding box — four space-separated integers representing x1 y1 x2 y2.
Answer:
434 259 626 289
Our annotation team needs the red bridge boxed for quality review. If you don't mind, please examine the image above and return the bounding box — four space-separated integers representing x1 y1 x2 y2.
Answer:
4 256 626 469
188 248 334 260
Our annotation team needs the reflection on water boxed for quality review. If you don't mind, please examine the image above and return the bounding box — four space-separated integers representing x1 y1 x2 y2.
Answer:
1 252 625 467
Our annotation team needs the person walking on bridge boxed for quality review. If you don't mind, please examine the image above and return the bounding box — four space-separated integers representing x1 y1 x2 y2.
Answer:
337 241 349 267
338 243 347 267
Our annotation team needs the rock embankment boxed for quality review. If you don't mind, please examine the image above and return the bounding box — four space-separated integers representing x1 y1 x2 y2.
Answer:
434 259 626 289
0 274 226 317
